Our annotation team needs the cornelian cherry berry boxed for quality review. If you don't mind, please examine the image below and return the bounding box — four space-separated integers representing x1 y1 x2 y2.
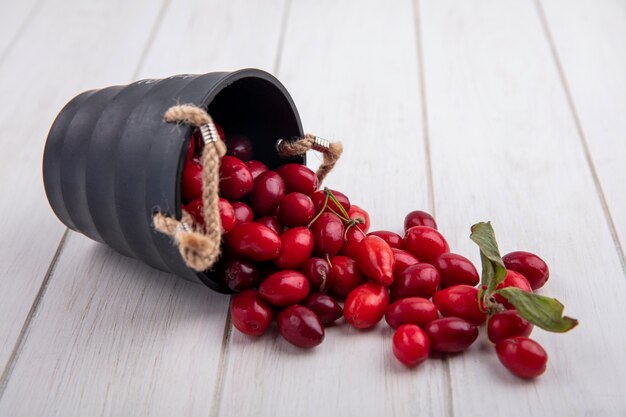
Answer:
273 227 314 270
424 317 478 353
220 258 260 292
432 285 486 325
231 202 254 224
255 215 283 235
310 189 351 214
348 205 370 232
275 163 319 195
258 270 310 307
356 236 396 286
390 263 440 300
432 253 479 288
218 198 237 232
219 156 254 200
230 290 272 336
391 248 420 276
404 210 437 231
392 324 430 367
494 270 533 309
224 223 281 261
250 171 285 215
502 251 550 290
184 198 204 226
496 337 547 379
338 226 366 258
225 134 253 161
301 257 330 292
277 192 315 227
181 159 203 201
311 212 345 256
328 255 365 297
367 230 403 249
277 305 325 348
343 283 390 329
384 297 439 329
245 160 268 180
488 310 533 344
304 293 343 325
403 226 450 262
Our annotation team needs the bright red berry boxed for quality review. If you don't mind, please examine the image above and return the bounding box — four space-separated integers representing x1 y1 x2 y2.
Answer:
384 297 439 329
311 212 345 256
231 201 254 224
403 226 450 262
328 255 365 297
245 160 268 180
424 317 478 353
343 283 390 329
218 198 236 232
496 337 548 378
502 251 550 290
392 324 430 367
181 159 203 201
488 310 533 344
275 163 319 195
391 248 420 276
494 270 533 309
310 189 351 214
230 290 272 336
356 236 396 286
249 171 285 215
303 293 343 325
338 226 366 258
431 253 479 288
278 192 315 227
367 230 403 249
432 285 486 325
277 305 325 348
274 227 314 270
348 205 370 232
219 156 254 200
258 270 310 307
404 210 437 231
301 257 330 292
224 223 281 261
390 263 440 300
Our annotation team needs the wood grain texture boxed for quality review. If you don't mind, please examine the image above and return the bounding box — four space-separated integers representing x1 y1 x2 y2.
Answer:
0 0 43 60
418 0 626 415
215 1 448 417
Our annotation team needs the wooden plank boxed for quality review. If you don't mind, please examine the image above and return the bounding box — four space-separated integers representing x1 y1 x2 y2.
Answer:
0 0 42 59
418 0 626 415
0 0 288 415
216 1 449 417
538 0 626 269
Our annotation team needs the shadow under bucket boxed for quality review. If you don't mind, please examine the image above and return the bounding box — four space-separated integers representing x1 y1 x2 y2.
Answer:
42 69 305 293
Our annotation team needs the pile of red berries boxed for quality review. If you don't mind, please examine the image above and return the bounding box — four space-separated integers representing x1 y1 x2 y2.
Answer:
181 128 574 380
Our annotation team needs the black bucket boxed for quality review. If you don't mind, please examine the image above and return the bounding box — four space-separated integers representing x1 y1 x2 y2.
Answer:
42 69 305 293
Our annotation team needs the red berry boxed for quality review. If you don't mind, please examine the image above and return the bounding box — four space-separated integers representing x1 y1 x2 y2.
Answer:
274 227 314 270
494 270 533 309
255 215 283 235
403 226 450 262
224 223 281 261
303 293 343 325
215 123 225 141
301 257 330 292
249 171 285 215
219 156 254 200
220 258 260 292
225 134 254 161
404 210 437 231
231 202 254 224
385 297 439 329
391 248 420 276
343 283 390 329
277 192 315 227
496 337 547 378
502 251 550 290
230 290 272 336
245 160 268 180
391 263 440 300
488 310 533 344
367 230 403 249
392 324 430 367
259 270 310 307
311 212 345 256
355 236 395 286
432 253 479 288
338 226 366 258
181 159 203 201
328 255 365 297
275 163 319 195
424 317 478 353
277 305 325 348
218 198 236 232
348 205 370 232
310 189 351 214
432 285 486 325
184 198 204 227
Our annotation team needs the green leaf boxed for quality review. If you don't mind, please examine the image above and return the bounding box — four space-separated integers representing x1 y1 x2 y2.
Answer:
496 287 579 333
470 222 507 294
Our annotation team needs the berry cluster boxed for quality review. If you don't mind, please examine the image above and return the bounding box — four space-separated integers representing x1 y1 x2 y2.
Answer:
180 129 577 379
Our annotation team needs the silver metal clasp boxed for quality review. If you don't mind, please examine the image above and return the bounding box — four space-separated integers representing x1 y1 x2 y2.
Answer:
199 122 219 145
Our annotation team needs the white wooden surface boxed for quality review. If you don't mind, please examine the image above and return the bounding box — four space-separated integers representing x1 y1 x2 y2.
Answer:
0 0 624 416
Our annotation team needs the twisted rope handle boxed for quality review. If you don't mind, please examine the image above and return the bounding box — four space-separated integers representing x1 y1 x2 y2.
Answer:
276 134 343 185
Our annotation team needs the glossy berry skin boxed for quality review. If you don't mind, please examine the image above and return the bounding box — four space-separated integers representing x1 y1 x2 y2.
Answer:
391 248 420 276
259 270 310 307
403 226 450 262
404 210 437 231
277 305 325 348
432 285 486 325
220 258 260 292
432 253 479 288
181 159 203 201
231 202 254 224
368 230 402 249
249 171 285 215
224 223 281 261
494 270 533 309
274 227 314 270
348 205 370 232
301 257 330 292
277 192 315 227
502 251 550 290
255 215 283 235
392 324 430 367
338 226 366 259
385 297 439 329
391 263 440 300
328 256 365 297
496 337 548 378
275 163 319 195
310 189 351 214
304 293 343 325
184 198 204 227
225 134 254 161
356 236 396 286
311 212 345 256
218 198 237 232
219 156 254 200
424 317 478 353
245 160 268 180
230 290 272 336
488 310 533 344
343 283 390 329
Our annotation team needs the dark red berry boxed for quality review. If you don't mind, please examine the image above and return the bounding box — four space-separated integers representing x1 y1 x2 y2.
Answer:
277 192 315 227
225 133 254 161
230 290 272 336
218 198 237 232
404 210 437 231
277 305 325 348
424 317 478 353
249 171 285 215
274 227 314 270
494 270 533 309
390 263 440 300
255 215 283 235
392 324 430 367
182 159 203 201
232 202 254 224
432 253 479 288
338 226 366 258
220 258 260 292
385 297 438 329
186 130 199 160
311 212 345 256
502 251 550 290
403 226 450 262
348 205 370 232
432 285 486 325
310 189 351 214
245 160 268 180
367 230 403 249
356 236 395 286
184 198 204 226
496 337 547 378
301 257 330 292
488 310 533 344
275 163 319 195
344 283 390 329
258 270 309 307
224 223 281 261
328 255 365 297
219 156 254 200
391 248 420 276
303 293 343 325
